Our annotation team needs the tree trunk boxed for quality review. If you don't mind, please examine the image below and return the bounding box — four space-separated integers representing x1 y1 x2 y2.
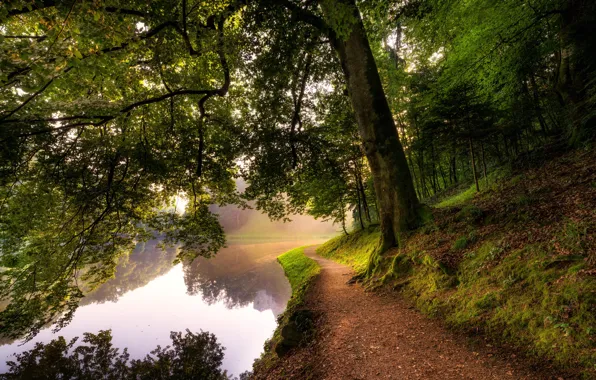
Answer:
528 74 549 137
355 182 365 230
357 173 372 223
438 163 447 190
430 142 438 194
323 0 420 250
469 137 480 192
451 143 458 184
480 141 488 188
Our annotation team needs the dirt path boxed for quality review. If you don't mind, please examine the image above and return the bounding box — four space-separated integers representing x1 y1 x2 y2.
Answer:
272 246 567 380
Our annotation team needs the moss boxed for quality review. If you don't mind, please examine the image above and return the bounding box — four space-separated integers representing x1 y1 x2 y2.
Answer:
452 236 469 250
317 233 596 376
426 244 596 374
436 184 478 208
455 205 484 223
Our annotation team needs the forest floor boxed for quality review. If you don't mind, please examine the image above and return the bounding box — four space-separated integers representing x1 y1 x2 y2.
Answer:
258 246 568 379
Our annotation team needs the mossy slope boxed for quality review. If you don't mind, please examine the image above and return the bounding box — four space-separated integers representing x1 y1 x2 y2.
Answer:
317 149 596 377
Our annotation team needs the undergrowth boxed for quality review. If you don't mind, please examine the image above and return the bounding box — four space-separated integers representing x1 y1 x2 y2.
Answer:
435 166 511 208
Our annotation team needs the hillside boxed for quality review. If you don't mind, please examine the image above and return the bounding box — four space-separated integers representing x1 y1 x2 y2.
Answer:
254 147 595 379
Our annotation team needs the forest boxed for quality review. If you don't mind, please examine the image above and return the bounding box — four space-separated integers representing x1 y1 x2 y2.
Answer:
0 0 595 378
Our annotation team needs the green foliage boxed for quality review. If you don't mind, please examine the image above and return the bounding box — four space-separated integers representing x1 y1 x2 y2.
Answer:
2 0 596 349
452 236 469 251
0 329 240 380
552 219 591 259
0 0 242 339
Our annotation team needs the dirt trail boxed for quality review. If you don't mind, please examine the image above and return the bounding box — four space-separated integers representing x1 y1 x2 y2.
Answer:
285 246 566 380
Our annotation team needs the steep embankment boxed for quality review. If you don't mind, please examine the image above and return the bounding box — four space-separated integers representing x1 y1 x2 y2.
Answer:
317 148 595 378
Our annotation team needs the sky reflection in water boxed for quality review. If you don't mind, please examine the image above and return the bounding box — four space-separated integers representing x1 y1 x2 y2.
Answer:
0 240 323 376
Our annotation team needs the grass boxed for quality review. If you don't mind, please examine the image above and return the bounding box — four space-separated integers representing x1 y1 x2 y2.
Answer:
436 183 479 208
435 166 510 208
277 246 320 291
252 246 320 376
316 227 381 274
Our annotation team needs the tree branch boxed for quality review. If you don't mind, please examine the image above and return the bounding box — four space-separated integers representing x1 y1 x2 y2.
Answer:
276 0 330 34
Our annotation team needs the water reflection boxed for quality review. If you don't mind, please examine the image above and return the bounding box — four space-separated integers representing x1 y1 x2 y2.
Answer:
81 240 178 306
82 240 296 317
0 239 321 375
184 243 295 316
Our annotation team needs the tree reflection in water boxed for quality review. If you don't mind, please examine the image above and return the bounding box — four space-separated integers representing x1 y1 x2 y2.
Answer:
81 239 178 306
182 243 297 316
83 240 299 317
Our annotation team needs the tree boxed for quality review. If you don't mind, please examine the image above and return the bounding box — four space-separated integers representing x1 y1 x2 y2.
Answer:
1 329 238 380
0 0 240 339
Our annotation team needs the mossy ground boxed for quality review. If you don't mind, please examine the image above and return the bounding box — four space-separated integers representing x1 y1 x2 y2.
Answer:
317 227 380 274
318 148 596 377
252 247 320 378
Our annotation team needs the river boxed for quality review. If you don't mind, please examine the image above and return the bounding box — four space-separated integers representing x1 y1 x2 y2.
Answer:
0 239 325 377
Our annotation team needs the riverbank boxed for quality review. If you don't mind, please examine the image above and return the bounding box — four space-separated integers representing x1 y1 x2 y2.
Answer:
251 147 594 379
252 247 320 378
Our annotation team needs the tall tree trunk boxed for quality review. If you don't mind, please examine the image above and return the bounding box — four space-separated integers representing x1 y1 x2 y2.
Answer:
357 173 372 223
356 185 365 230
323 0 420 250
430 142 438 194
528 74 549 137
469 137 480 192
480 141 488 188
503 134 510 160
451 143 458 184
438 163 448 190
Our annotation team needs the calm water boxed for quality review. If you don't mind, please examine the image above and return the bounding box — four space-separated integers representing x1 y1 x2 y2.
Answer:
0 239 322 376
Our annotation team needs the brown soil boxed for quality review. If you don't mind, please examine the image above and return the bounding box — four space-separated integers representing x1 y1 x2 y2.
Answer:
257 246 570 380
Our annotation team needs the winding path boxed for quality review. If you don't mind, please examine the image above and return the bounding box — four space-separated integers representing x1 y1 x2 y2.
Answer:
287 246 567 380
